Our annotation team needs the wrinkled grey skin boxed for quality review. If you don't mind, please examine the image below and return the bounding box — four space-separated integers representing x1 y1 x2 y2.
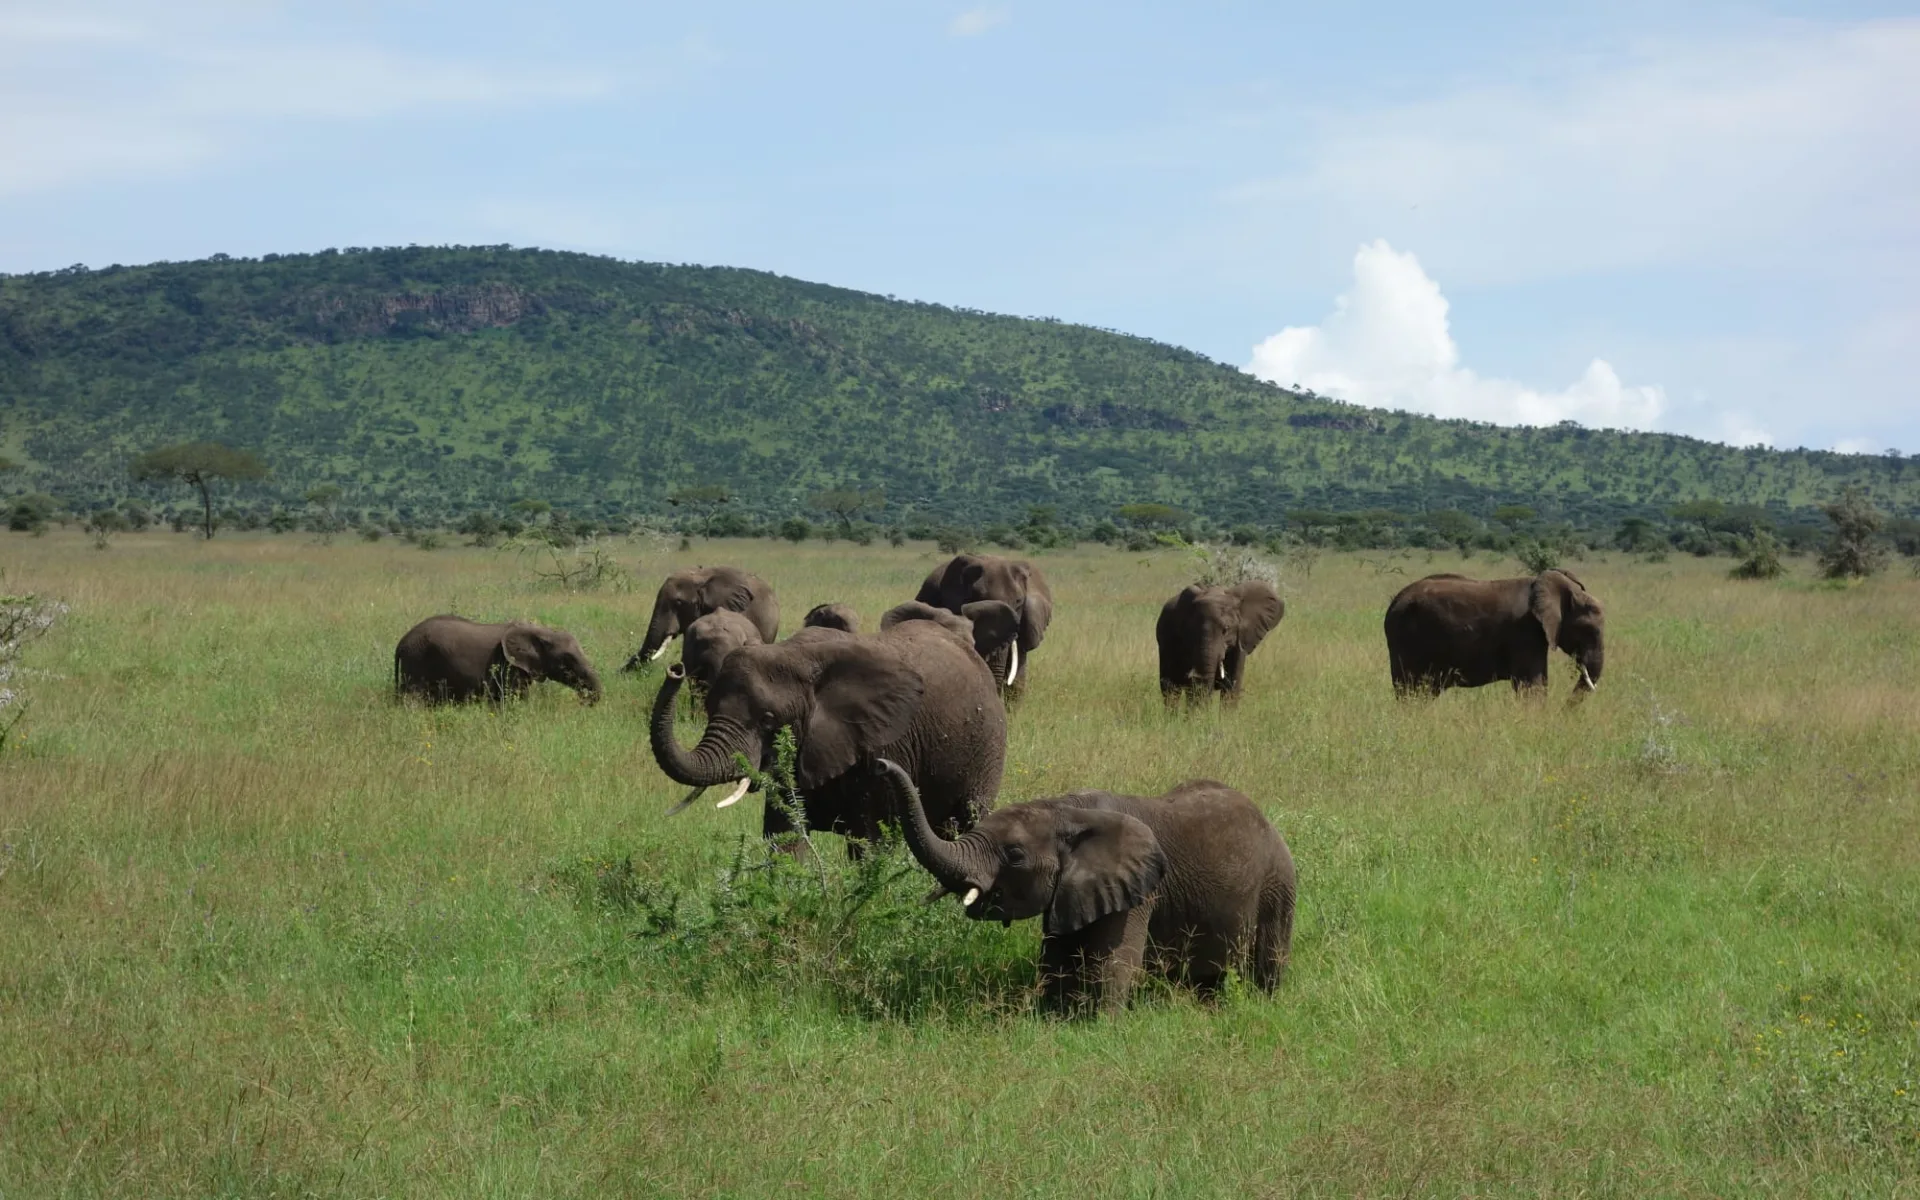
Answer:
1156 581 1285 704
1384 570 1605 698
801 603 861 635
395 614 601 705
680 609 764 695
879 760 1296 1016
880 600 1021 687
915 554 1052 696
623 567 779 672
649 613 1007 849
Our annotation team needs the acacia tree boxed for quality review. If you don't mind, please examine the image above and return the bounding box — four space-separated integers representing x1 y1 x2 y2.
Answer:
668 484 734 539
129 442 269 539
808 488 884 539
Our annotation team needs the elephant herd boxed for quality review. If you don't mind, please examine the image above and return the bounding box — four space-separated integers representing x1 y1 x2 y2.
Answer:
391 554 1608 1014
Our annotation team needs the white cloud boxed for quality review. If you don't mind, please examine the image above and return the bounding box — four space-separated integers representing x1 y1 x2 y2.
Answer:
947 7 1009 37
1247 240 1669 432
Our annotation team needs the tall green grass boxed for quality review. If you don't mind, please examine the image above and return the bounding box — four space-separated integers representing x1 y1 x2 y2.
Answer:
2 534 1916 1196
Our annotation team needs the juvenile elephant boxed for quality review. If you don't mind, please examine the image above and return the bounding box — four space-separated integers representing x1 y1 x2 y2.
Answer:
394 614 602 705
879 760 1296 1015
1384 570 1604 698
623 567 778 672
1156 581 1284 703
801 602 861 634
680 610 764 694
649 604 1013 845
915 554 1052 695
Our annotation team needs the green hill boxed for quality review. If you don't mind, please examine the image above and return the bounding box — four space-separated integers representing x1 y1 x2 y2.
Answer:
1 246 1914 532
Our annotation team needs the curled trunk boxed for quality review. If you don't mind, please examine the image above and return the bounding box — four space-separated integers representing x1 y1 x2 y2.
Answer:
649 667 752 786
873 759 989 895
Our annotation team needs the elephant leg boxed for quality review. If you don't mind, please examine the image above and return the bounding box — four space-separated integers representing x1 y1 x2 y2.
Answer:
1039 906 1150 1017
1252 883 1295 992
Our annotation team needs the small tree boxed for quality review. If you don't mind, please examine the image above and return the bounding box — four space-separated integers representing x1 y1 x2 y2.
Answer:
1818 486 1888 579
85 507 129 550
668 485 735 539
129 443 269 539
1729 530 1785 580
779 517 812 543
305 483 344 544
7 493 57 534
807 488 884 539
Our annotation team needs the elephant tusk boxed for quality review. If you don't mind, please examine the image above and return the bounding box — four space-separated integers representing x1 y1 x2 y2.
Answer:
961 887 981 908
667 785 707 815
1005 641 1019 686
647 641 671 663
1580 666 1597 691
1218 661 1228 682
714 777 752 808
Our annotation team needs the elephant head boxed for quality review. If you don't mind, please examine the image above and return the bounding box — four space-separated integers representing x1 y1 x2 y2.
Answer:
876 760 1165 936
1531 569 1605 693
498 623 602 703
624 568 758 672
650 640 926 809
881 600 1020 684
919 555 1053 686
801 603 860 635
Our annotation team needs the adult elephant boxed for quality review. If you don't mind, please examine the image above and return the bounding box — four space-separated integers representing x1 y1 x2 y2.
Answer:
879 760 1296 1015
1384 570 1604 698
1156 581 1284 704
622 567 778 672
649 601 1016 844
915 554 1053 695
395 614 602 705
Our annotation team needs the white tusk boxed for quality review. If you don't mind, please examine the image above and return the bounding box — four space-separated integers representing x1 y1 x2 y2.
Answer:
668 785 707 815
1005 641 1019 686
647 641 671 662
961 887 980 907
1580 666 1596 691
1218 661 1228 682
714 777 752 808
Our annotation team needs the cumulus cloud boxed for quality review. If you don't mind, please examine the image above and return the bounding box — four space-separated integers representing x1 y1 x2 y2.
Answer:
1247 240 1668 432
947 7 1009 37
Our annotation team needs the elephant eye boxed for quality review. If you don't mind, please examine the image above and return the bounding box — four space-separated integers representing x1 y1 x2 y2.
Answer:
1003 845 1027 866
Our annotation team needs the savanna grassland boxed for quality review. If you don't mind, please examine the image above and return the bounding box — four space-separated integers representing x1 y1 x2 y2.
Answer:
2 533 1917 1197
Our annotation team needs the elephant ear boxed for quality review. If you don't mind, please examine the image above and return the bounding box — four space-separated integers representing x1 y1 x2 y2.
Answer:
880 600 972 638
797 643 926 789
1018 569 1052 650
497 625 544 676
960 600 1019 663
1046 808 1167 936
699 570 755 614
1229 581 1284 653
1529 572 1569 651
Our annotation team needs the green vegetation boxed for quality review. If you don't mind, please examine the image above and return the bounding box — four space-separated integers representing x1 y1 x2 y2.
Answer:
1 534 1917 1195
1820 486 1890 580
3 248 1916 542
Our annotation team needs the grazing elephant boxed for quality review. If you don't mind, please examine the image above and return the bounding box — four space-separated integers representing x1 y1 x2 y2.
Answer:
1156 581 1285 703
1384 570 1604 698
680 610 765 695
649 605 1012 845
879 760 1296 1015
801 602 861 634
394 614 602 705
915 554 1053 694
623 567 778 672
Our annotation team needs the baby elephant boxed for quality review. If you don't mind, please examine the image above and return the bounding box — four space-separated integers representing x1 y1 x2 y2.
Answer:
878 759 1296 1015
680 610 765 694
394 614 601 705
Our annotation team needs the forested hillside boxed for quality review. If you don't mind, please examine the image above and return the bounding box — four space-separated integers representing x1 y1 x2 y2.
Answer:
1 246 1914 533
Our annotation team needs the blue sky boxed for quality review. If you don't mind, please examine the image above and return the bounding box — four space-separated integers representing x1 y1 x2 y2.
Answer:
3 1 1915 452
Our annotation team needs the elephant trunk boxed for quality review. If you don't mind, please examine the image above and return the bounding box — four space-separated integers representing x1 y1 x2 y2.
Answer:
873 759 993 902
1575 646 1604 692
576 667 603 705
624 607 679 673
649 665 754 787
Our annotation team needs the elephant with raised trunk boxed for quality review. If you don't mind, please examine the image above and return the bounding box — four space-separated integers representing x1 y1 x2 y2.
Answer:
649 603 1014 846
878 760 1297 1015
394 614 602 705
1156 581 1284 704
915 554 1052 696
1384 570 1604 698
623 567 778 672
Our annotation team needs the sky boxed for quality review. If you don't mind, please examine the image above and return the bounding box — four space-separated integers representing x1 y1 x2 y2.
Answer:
2 1 1915 453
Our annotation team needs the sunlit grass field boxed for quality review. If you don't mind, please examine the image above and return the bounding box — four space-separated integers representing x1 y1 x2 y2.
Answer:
2 532 1917 1197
